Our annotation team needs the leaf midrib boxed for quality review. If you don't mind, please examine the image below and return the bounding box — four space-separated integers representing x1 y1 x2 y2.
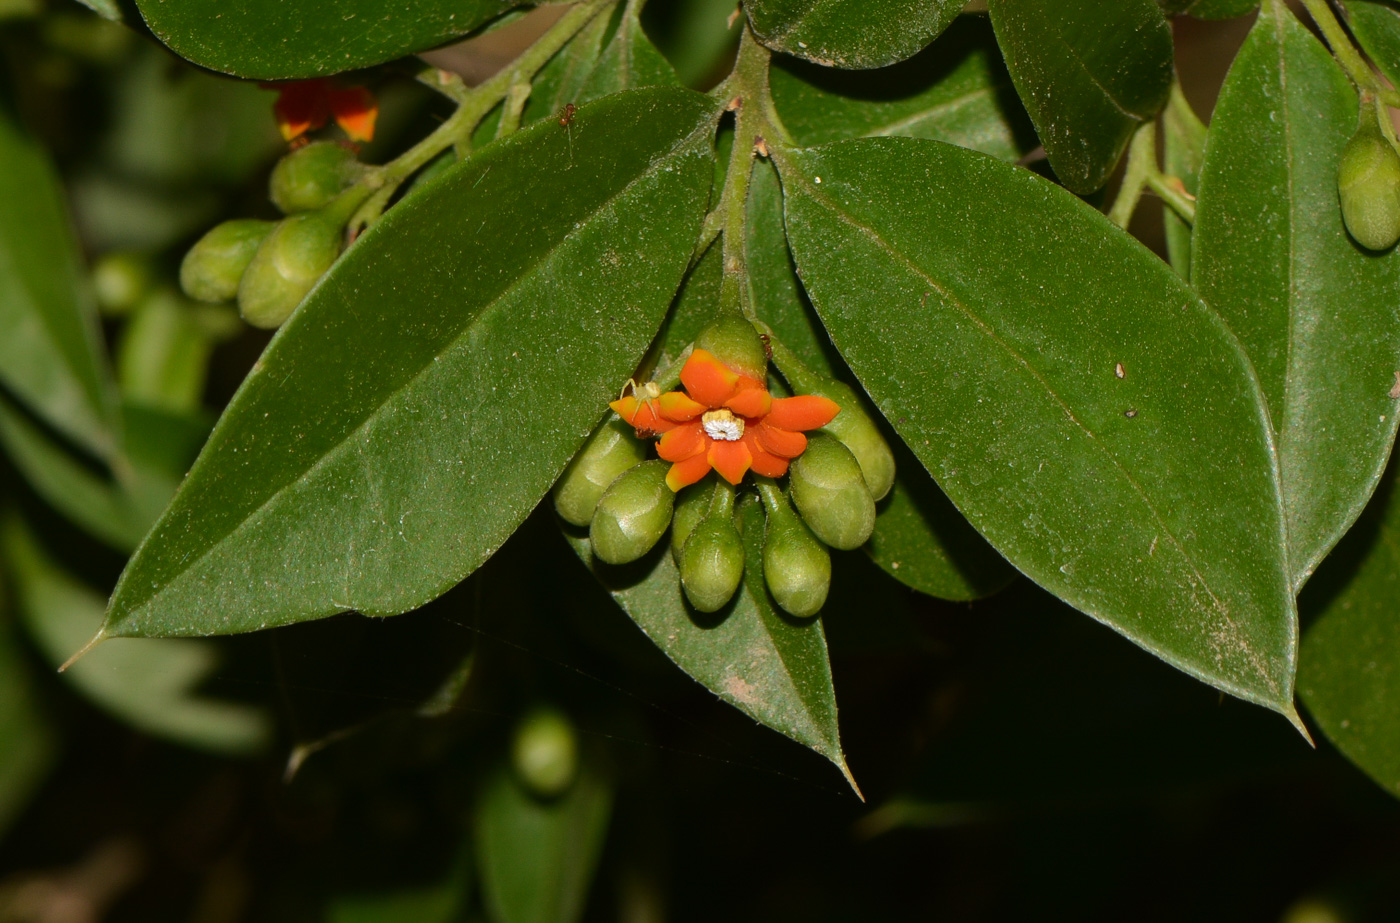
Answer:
112 124 712 625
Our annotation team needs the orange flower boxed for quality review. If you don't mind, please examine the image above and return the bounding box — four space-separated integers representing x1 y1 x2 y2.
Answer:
611 349 839 491
264 80 378 144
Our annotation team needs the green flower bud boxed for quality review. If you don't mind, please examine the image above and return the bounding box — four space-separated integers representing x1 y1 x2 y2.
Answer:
1339 100 1400 251
553 418 648 527
590 460 675 564
180 219 275 304
670 480 713 560
92 251 155 317
269 141 364 214
695 312 767 380
510 705 579 799
678 485 744 612
788 434 876 550
236 212 343 328
757 481 830 618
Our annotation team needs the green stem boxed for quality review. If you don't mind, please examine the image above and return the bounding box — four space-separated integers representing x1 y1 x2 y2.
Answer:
497 82 533 140
753 476 789 518
1299 0 1400 106
709 479 736 517
1108 122 1156 229
1144 170 1196 224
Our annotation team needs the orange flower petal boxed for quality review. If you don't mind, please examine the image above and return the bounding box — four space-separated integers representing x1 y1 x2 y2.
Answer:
610 397 675 434
328 85 378 142
725 387 772 419
765 395 840 432
749 449 790 478
666 453 712 491
707 439 752 485
657 391 707 422
756 424 807 458
680 349 740 408
658 423 706 462
270 80 330 142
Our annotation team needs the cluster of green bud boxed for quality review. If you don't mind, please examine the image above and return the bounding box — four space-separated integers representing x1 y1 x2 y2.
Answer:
510 704 579 799
1339 96 1400 252
676 482 745 612
179 144 373 329
590 460 675 565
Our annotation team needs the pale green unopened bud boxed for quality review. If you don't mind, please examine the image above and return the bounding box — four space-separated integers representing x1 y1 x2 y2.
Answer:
180 219 275 304
93 251 155 317
1339 100 1400 251
237 212 343 328
554 419 647 527
511 705 579 799
788 434 876 550
590 460 675 564
270 141 365 214
695 312 767 380
671 480 713 560
678 485 743 612
758 482 830 618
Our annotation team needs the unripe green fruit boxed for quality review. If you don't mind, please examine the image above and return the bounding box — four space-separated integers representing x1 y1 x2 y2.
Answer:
678 495 744 613
696 312 767 379
1339 105 1400 251
761 491 831 618
510 705 579 799
269 142 364 214
671 481 713 560
92 251 155 317
809 381 895 501
237 212 343 328
788 434 876 550
590 460 675 564
180 219 275 304
554 419 647 527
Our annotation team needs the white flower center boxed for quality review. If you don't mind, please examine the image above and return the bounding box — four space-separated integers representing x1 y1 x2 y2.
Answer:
702 409 745 442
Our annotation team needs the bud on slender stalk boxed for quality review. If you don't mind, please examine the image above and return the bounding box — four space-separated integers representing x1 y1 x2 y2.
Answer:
93 251 155 317
1339 97 1400 251
695 311 767 380
788 434 876 550
510 705 579 799
678 482 744 612
554 419 647 527
671 480 714 560
590 460 675 564
270 141 365 214
756 479 830 617
180 219 275 304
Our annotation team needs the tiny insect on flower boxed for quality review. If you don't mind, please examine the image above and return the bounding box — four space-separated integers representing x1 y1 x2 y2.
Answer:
610 349 839 491
263 80 379 144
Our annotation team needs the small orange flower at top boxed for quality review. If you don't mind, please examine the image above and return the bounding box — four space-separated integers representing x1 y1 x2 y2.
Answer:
611 349 840 492
264 79 378 144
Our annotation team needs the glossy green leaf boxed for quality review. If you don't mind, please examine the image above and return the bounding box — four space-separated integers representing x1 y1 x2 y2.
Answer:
563 494 856 790
1162 87 1207 278
1163 0 1260 16
3 517 271 754
745 159 1013 600
1344 0 1400 89
0 108 118 461
769 17 1033 161
103 89 717 640
987 0 1174 193
580 0 681 98
474 758 612 923
1300 463 1400 798
778 137 1297 717
0 598 55 840
1191 1 1400 592
136 0 523 79
746 0 961 69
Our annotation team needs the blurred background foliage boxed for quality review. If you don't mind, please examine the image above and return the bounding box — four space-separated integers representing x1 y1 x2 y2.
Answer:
0 1 1397 921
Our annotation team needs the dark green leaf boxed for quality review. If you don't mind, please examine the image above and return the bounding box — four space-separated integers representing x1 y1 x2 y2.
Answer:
474 759 612 923
1188 0 1261 18
987 0 1174 193
745 159 1014 600
746 0 961 69
1343 0 1400 89
3 517 271 754
1191 2 1400 591
103 89 717 639
1300 462 1400 798
1162 88 1207 278
563 494 856 790
136 0 523 79
580 0 681 98
0 108 119 461
0 598 55 840
769 17 1033 161
778 137 1298 718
